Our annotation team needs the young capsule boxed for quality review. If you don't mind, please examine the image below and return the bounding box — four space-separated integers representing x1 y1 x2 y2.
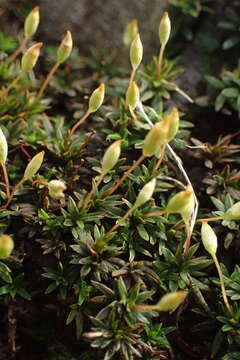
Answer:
143 122 168 157
57 30 73 64
48 180 66 200
224 202 240 221
130 33 143 70
165 107 179 142
101 140 121 174
21 42 42 73
123 19 138 46
126 81 140 110
0 128 8 165
24 6 40 39
159 12 171 46
0 235 14 259
165 185 195 223
88 84 105 113
201 222 218 257
134 178 156 209
23 151 45 180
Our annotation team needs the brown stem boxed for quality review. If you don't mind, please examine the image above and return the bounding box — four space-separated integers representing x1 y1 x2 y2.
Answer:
175 216 224 231
69 109 91 138
183 221 191 259
106 208 133 237
1 163 10 198
212 253 233 316
104 154 145 198
37 62 59 99
129 68 136 85
174 223 186 231
32 179 48 187
175 237 184 257
156 44 165 79
197 216 224 223
151 146 165 176
3 179 25 209
1 73 23 97
82 173 104 211
96 207 133 251
133 304 157 311
142 210 166 218
19 143 32 159
7 37 28 64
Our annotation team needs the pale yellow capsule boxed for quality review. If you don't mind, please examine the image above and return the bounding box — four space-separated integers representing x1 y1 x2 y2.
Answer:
130 33 143 70
134 178 156 209
143 122 168 157
159 12 171 46
134 290 186 312
0 128 8 165
201 222 218 257
88 84 105 113
23 151 45 180
126 81 140 109
156 291 187 311
48 180 66 200
101 140 121 174
224 202 240 221
123 19 138 46
165 185 195 223
21 42 42 73
24 6 40 39
0 235 14 259
166 107 179 142
57 30 73 64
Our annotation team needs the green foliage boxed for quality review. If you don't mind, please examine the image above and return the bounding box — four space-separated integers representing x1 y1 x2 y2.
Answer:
140 57 186 111
168 0 214 41
0 2 239 359
206 67 240 118
0 260 12 283
211 194 239 229
219 7 240 50
0 33 17 52
212 264 240 301
154 243 212 292
169 0 214 18
42 262 77 299
84 277 157 360
0 272 30 302
143 323 175 347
